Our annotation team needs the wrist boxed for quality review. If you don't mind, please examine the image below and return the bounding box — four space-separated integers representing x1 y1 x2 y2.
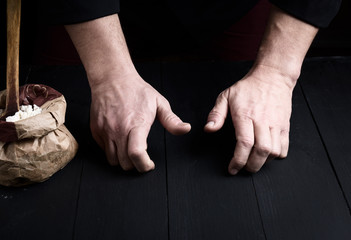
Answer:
88 67 144 95
250 5 318 88
65 14 139 90
253 51 302 88
86 59 137 88
248 63 299 90
87 66 140 90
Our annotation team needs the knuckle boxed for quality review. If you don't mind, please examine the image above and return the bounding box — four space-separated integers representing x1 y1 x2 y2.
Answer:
281 128 290 136
160 97 171 108
128 147 145 160
255 144 271 155
104 124 124 138
270 149 280 158
237 137 254 149
218 90 228 100
165 113 179 123
214 91 228 106
232 159 247 169
209 109 223 119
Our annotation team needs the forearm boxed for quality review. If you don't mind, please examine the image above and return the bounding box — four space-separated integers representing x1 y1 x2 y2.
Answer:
252 5 318 88
64 14 136 87
65 14 190 172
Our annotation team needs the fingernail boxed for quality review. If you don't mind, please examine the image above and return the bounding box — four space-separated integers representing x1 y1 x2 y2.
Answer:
206 121 215 128
229 168 238 175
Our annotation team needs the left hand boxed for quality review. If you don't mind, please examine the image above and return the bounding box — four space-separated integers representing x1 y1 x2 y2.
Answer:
204 65 295 175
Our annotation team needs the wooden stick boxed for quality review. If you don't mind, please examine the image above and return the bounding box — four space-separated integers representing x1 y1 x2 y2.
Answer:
3 0 21 118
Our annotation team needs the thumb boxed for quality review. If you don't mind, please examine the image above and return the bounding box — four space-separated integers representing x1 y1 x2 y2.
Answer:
204 91 228 132
157 98 191 135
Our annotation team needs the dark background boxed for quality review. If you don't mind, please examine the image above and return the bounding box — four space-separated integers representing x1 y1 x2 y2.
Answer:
0 0 350 65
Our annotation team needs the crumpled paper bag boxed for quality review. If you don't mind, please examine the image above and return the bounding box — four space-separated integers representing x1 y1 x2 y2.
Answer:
0 84 78 187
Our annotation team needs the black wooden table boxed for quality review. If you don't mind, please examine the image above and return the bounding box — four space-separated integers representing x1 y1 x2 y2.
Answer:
1 57 351 240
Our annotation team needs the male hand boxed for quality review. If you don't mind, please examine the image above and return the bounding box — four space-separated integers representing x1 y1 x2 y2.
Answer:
65 14 191 172
90 71 191 172
204 66 294 175
204 3 319 175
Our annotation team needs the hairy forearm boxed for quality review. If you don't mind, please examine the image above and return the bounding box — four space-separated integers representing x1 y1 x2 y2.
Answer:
253 5 318 88
65 14 136 87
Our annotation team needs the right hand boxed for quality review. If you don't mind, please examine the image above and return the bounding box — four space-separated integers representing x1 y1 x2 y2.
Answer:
89 71 191 172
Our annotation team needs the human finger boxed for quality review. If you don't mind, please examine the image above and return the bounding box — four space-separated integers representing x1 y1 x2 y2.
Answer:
105 140 119 166
128 126 155 172
116 135 134 170
267 127 282 162
280 129 289 158
157 98 191 135
228 117 254 175
204 91 228 132
245 123 272 173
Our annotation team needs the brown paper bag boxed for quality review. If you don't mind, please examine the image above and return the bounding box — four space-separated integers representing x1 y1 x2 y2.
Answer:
0 84 78 187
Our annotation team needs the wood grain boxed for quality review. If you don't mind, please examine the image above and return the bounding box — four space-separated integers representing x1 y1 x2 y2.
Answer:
0 66 84 240
163 62 266 240
73 63 169 240
3 0 21 117
253 82 351 240
299 57 351 209
163 61 351 240
1 58 351 239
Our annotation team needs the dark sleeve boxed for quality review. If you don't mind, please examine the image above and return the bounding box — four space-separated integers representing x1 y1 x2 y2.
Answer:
269 0 342 28
38 0 120 25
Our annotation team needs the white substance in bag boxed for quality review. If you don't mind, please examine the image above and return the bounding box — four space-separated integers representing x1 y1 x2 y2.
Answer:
6 104 42 122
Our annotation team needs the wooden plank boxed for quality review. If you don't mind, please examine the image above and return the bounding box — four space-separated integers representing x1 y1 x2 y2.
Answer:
163 62 266 240
0 66 83 240
163 61 351 240
73 63 169 240
299 57 351 208
2 58 350 239
253 82 351 240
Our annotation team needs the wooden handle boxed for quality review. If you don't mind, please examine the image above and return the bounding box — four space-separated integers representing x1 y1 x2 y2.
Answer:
5 0 21 115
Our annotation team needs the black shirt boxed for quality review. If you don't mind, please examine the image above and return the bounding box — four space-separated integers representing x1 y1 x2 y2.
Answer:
37 0 342 57
39 0 341 28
